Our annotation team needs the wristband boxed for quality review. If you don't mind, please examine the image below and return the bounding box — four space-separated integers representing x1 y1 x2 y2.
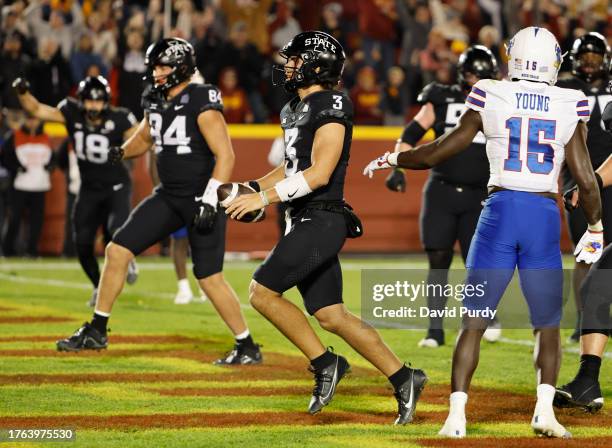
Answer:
202 177 222 206
259 190 269 206
275 171 312 202
387 152 399 166
400 120 427 146
588 220 603 232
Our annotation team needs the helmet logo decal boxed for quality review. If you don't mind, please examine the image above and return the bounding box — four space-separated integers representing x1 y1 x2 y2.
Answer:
304 36 336 53
534 27 540 37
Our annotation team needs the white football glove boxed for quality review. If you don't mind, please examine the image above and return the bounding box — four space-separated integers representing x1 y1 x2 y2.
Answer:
574 224 604 264
363 152 398 178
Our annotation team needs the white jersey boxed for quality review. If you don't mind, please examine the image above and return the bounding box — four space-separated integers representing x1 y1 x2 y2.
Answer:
465 79 589 193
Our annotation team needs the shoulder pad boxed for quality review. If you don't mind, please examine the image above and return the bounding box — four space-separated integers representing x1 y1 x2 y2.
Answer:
417 82 446 105
188 83 224 114
306 90 353 123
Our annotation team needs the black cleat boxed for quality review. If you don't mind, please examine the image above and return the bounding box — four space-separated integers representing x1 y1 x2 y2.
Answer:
214 342 262 365
56 322 108 352
554 380 604 413
308 354 350 414
567 328 580 344
394 366 428 424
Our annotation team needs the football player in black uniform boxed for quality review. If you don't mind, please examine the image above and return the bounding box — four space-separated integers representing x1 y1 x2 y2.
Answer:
225 31 427 424
557 32 612 343
56 38 262 365
384 45 499 348
14 75 140 306
554 78 612 414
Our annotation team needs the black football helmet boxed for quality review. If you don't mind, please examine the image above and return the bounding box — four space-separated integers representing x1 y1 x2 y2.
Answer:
144 37 196 92
76 76 111 121
570 32 611 83
273 30 345 93
457 45 498 88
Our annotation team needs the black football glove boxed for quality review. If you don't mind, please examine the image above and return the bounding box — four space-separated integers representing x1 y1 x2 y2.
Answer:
193 203 217 233
385 168 406 192
108 146 124 165
12 77 30 95
563 185 578 212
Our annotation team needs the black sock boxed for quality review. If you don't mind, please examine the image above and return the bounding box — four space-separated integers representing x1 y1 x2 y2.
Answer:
91 312 109 336
310 349 337 371
576 354 601 382
236 334 255 348
388 364 412 391
77 243 100 286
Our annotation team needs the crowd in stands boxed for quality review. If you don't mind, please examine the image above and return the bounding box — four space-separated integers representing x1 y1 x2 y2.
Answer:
0 0 610 255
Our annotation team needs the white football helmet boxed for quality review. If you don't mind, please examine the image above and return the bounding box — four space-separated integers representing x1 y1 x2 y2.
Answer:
506 26 564 85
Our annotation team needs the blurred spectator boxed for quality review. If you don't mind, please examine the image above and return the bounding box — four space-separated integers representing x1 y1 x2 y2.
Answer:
28 37 72 108
70 32 108 83
1 1 30 41
351 66 382 125
1 116 54 257
396 0 432 68
218 67 253 124
219 0 274 54
0 113 11 255
0 32 30 110
118 30 147 119
217 22 267 123
356 0 397 77
87 11 117 68
25 1 83 59
430 0 469 43
192 7 227 83
419 27 456 84
269 0 301 52
477 25 502 65
320 2 349 52
380 66 408 126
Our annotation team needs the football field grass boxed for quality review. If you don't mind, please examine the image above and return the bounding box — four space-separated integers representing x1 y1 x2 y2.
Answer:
0 256 610 447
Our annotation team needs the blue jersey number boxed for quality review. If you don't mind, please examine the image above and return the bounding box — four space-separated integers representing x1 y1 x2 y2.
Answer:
504 117 556 174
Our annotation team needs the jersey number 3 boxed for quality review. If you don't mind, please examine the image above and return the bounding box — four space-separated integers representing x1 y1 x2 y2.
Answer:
504 117 556 175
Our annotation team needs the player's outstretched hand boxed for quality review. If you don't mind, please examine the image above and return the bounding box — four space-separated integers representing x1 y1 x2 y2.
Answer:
224 193 265 221
108 146 124 165
385 168 406 192
563 185 579 212
574 228 604 264
363 152 397 178
12 77 30 95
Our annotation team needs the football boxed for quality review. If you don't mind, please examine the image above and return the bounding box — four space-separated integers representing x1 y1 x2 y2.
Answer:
217 182 266 223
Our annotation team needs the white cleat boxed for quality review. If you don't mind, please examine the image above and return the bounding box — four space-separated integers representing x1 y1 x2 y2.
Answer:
174 289 194 305
418 338 441 348
86 288 98 308
438 413 466 438
483 320 502 343
126 260 139 285
197 289 209 303
531 410 571 438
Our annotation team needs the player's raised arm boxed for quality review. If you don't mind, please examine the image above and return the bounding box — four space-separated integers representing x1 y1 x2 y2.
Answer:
13 77 66 123
363 109 481 177
595 155 612 188
197 109 235 183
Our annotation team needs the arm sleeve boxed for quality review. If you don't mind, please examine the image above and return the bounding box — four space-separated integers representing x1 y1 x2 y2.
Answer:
575 93 591 124
464 81 487 115
197 86 224 114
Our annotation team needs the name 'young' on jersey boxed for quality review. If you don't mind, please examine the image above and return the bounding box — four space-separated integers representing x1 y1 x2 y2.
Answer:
146 83 223 196
417 83 489 187
280 89 353 208
465 79 589 193
59 98 137 187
